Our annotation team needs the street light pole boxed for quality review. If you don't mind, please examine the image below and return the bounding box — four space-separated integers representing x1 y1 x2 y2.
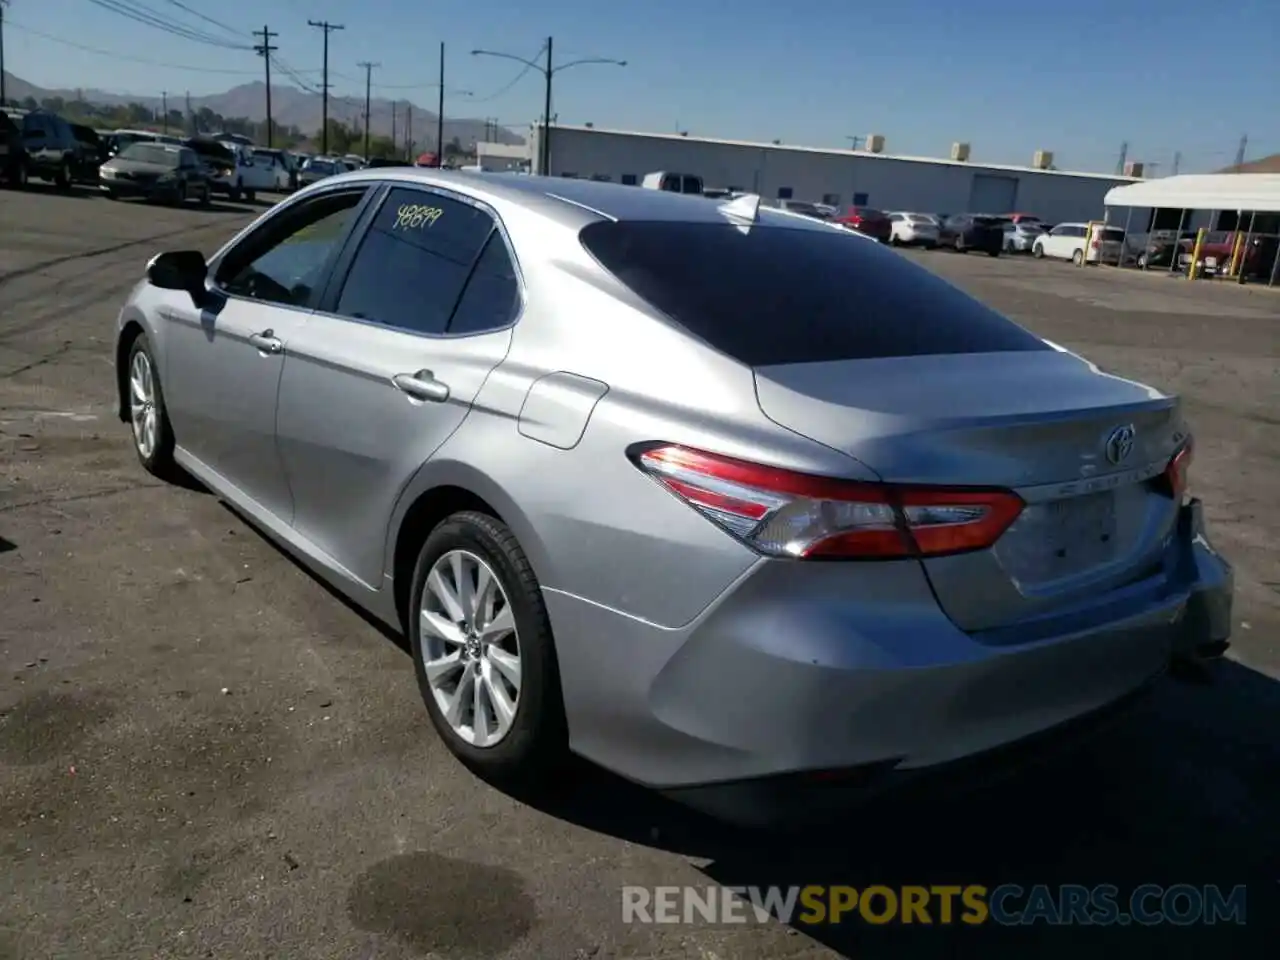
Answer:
436 42 445 167
471 40 626 177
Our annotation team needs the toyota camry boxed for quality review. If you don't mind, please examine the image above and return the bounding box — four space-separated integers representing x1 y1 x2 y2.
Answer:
114 170 1232 824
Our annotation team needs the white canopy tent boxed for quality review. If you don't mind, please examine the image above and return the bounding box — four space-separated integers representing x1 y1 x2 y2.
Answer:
1103 173 1280 211
1102 174 1280 285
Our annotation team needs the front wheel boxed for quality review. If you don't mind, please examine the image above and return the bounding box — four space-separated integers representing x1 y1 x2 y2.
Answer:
1072 249 1085 266
1033 244 1045 259
228 181 242 202
55 159 72 190
954 237 967 253
199 184 212 206
245 189 256 203
409 511 566 783
126 335 177 478
987 249 1001 258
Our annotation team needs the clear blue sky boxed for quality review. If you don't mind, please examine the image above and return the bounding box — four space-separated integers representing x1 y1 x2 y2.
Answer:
4 0 1276 173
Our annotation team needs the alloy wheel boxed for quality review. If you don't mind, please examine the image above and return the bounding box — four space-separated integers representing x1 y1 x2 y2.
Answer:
129 349 158 459
419 549 522 748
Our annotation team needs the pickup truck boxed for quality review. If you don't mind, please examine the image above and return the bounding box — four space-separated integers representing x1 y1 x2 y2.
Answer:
185 136 275 202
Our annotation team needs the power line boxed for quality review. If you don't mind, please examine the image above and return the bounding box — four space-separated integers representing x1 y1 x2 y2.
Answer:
254 25 278 148
4 19 259 74
161 0 244 39
307 19 344 155
84 0 251 49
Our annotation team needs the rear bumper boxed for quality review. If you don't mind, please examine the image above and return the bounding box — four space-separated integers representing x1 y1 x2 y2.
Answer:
548 499 1231 820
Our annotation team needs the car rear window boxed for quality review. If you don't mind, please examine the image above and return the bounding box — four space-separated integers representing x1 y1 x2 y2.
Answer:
1101 228 1126 242
973 216 1004 227
579 221 1050 366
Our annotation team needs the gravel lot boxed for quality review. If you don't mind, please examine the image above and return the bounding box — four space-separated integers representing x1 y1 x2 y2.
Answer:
1 185 1277 960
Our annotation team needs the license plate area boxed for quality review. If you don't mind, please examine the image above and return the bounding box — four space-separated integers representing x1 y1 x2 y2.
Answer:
994 491 1121 585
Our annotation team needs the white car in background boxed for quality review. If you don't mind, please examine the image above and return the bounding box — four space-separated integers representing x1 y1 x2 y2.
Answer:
1032 222 1126 265
888 212 940 248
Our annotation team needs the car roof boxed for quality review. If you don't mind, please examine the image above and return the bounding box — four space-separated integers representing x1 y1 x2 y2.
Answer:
319 168 851 231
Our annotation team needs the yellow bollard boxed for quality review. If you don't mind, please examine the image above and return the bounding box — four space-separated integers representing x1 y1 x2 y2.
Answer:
1080 223 1095 267
1187 228 1207 280
1227 231 1245 278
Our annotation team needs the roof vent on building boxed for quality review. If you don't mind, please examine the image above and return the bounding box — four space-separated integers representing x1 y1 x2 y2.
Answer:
1124 161 1145 178
585 122 593 129
951 142 971 162
866 134 886 154
1033 149 1054 170
678 130 689 137
771 139 781 145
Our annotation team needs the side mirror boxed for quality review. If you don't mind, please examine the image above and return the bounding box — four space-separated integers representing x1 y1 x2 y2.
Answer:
147 250 209 304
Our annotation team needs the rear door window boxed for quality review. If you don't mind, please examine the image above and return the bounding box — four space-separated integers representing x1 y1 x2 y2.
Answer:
580 221 1050 367
332 186 495 335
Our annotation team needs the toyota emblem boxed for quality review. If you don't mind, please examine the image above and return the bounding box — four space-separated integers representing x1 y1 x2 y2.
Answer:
1105 425 1136 465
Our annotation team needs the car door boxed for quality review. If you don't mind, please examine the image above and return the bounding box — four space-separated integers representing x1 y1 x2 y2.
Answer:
21 114 54 174
274 184 520 587
162 185 373 520
1042 225 1067 258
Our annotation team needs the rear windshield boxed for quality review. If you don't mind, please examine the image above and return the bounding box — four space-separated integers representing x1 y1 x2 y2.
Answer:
579 221 1050 367
907 214 935 224
118 144 181 166
1101 228 1126 242
973 216 1005 227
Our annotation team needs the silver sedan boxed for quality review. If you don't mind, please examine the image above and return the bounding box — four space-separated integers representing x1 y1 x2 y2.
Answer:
113 170 1232 824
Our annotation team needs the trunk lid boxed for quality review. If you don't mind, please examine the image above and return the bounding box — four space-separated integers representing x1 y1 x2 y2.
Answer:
754 348 1187 632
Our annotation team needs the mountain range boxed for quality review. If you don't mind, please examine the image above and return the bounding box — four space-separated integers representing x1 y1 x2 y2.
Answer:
2 72 526 149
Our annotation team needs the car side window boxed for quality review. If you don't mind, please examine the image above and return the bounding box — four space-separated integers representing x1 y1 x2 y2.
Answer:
888 214 902 222
217 190 366 308
332 187 496 335
447 233 520 335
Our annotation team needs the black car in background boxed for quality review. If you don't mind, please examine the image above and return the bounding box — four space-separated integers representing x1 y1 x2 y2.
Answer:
938 213 1005 256
0 108 100 189
0 110 24 187
98 142 212 205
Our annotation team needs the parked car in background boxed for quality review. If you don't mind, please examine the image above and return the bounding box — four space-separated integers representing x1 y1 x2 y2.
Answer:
939 214 1004 256
70 123 109 168
1003 219 1046 253
106 129 184 158
0 110 26 187
186 136 274 201
642 171 705 194
114 171 1230 826
835 206 892 242
298 156 344 187
1135 229 1198 269
2 107 98 188
365 157 409 169
1033 222 1125 265
99 142 211 205
775 199 829 220
1004 213 1043 226
888 212 940 247
252 148 296 191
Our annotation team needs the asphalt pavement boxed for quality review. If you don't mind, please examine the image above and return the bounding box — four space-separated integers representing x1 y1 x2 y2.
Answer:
1 185 1278 959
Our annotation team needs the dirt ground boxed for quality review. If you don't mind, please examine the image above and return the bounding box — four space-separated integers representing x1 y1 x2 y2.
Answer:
2 185 1277 959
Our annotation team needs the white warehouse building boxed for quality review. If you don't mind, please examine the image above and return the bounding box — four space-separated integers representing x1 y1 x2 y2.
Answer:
483 125 1141 224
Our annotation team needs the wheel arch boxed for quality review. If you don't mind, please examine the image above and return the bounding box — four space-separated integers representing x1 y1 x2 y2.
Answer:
386 460 555 635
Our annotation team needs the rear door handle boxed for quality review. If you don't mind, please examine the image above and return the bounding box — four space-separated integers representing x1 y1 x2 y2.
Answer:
248 330 283 354
393 370 450 403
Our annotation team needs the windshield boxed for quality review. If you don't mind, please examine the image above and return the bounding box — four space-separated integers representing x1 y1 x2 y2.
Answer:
908 214 935 224
117 143 181 166
783 202 820 216
305 160 337 174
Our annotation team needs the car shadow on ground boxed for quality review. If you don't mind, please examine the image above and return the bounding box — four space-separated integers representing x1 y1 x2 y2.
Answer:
503 661 1280 958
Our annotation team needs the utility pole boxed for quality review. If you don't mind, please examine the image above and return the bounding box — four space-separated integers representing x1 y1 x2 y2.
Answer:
253 25 278 147
845 135 863 151
185 91 194 134
1116 141 1128 175
391 101 396 147
0 1 8 107
541 37 553 174
405 105 412 160
1234 134 1248 168
308 19 344 155
357 60 378 159
436 42 445 167
160 91 168 133
1172 151 1181 176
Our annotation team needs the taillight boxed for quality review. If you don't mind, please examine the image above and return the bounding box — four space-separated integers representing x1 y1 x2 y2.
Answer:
1091 239 1100 249
632 444 1024 560
1165 441 1193 500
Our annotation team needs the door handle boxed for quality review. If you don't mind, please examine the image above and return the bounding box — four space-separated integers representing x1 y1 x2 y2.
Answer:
393 370 450 403
248 330 283 354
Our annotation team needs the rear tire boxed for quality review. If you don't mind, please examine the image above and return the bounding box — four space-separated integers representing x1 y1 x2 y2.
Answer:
1072 248 1085 266
987 249 1000 258
409 511 567 784
245 189 256 203
954 237 967 253
200 184 212 206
